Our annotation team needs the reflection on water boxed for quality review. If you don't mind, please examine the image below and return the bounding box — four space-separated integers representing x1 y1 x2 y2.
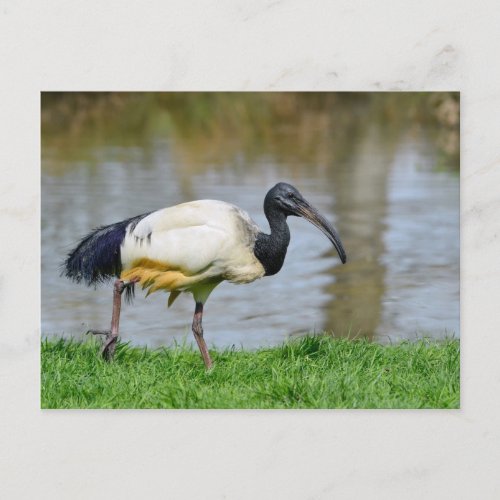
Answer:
41 93 459 348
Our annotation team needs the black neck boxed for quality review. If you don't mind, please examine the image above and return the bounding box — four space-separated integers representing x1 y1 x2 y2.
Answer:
253 206 290 276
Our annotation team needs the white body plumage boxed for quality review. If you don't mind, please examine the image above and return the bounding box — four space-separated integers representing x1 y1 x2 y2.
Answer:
119 200 265 304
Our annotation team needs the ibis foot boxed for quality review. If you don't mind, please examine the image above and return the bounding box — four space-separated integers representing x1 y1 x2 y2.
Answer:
102 334 118 362
86 329 111 336
86 329 118 361
192 302 213 369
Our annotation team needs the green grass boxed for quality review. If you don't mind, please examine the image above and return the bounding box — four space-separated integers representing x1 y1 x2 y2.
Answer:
41 336 460 409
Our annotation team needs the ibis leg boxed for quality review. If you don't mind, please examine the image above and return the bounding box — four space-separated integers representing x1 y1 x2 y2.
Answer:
93 278 137 361
192 302 213 369
100 279 126 361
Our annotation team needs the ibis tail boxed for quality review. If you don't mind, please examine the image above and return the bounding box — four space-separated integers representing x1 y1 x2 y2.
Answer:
63 212 150 300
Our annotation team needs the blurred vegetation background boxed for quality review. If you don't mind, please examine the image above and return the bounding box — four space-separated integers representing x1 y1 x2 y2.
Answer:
41 91 459 169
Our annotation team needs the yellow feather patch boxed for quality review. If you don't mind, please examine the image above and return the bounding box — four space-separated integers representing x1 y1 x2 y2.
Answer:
120 257 197 297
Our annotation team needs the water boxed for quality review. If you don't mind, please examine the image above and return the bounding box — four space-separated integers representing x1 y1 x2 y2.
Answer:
41 94 459 348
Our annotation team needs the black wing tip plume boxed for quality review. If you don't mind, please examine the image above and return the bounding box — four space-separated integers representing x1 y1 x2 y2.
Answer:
124 283 135 304
62 224 123 286
62 212 150 288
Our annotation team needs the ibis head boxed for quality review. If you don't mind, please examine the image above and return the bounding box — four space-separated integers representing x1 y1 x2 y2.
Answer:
263 182 347 264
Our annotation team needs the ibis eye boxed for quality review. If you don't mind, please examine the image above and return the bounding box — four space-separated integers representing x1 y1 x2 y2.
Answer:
287 192 294 199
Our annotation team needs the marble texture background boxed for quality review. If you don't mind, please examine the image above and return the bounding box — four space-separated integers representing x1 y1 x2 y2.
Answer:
1 1 499 498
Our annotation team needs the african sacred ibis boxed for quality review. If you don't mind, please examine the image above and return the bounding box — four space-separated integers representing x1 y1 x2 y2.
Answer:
64 182 346 368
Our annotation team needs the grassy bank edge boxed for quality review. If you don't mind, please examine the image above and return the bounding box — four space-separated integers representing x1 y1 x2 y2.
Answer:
41 335 460 410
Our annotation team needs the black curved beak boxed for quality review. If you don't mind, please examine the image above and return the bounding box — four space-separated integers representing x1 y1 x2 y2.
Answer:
294 198 347 264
